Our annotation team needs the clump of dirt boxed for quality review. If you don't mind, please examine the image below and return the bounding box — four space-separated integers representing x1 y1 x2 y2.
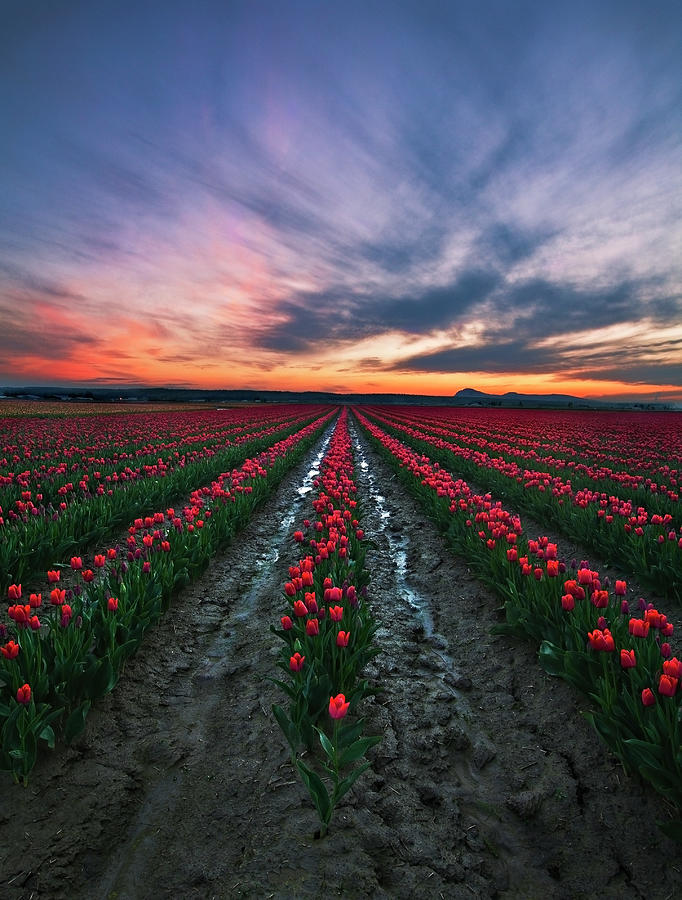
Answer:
0 417 680 900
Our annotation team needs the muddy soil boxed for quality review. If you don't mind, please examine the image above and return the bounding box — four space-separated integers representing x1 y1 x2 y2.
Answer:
1 414 681 900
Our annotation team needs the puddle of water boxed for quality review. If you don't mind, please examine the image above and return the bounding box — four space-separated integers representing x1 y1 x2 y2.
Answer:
350 423 470 697
198 425 335 670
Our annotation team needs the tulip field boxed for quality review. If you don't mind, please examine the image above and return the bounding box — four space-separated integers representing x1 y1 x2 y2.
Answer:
0 402 335 783
1 400 682 898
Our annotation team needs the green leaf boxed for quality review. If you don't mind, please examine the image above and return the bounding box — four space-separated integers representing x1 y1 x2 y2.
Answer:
337 717 366 750
272 704 301 755
269 678 299 702
39 724 56 750
335 760 371 802
316 727 334 762
85 658 118 699
64 700 91 744
657 818 682 843
537 641 565 677
296 759 331 824
339 735 381 768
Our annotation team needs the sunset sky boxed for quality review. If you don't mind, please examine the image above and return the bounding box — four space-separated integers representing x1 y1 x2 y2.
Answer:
1 0 681 401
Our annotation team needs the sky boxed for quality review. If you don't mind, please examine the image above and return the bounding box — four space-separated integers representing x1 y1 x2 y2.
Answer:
1 0 681 401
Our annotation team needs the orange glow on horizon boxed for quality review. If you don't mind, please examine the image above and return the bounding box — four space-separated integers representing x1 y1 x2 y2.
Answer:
9 351 680 403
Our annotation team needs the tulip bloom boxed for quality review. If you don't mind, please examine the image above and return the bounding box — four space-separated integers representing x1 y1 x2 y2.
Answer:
658 674 678 697
641 688 656 707
590 590 609 608
561 594 575 611
629 618 650 638
336 630 350 647
614 580 627 596
8 584 21 601
280 615 293 631
663 658 682 679
293 600 308 617
305 618 319 636
81 570 94 583
620 649 636 668
94 554 106 568
329 693 350 719
328 605 344 622
587 628 614 651
47 570 60 583
1 640 19 660
107 597 119 612
289 652 305 672
50 588 66 606
16 684 31 705
70 557 83 570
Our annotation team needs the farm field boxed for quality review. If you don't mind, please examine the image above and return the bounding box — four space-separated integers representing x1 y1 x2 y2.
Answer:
1 404 682 898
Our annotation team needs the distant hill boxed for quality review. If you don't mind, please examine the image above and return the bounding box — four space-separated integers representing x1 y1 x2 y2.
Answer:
0 385 675 411
453 388 672 411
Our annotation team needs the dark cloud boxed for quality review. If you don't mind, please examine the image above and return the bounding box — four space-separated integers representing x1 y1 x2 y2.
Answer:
388 279 682 381
255 268 500 353
475 223 555 267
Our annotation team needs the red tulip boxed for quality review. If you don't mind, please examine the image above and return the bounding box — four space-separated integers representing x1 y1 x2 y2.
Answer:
8 584 21 601
628 618 649 638
107 597 119 612
293 600 308 617
336 630 350 647
620 649 636 668
658 674 678 697
590 590 609 608
663 658 682 679
561 594 575 611
328 605 343 622
50 588 66 606
305 618 319 636
47 570 60 583
1 640 19 659
94 554 106 568
614 580 627 596
329 693 350 719
289 652 305 672
16 684 31 705
70 556 83 570
280 615 293 631
641 688 656 707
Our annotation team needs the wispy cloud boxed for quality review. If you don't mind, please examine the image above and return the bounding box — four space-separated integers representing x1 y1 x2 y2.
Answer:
0 0 680 395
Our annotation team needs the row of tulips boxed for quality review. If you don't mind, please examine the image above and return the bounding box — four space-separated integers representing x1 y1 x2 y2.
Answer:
371 406 680 518
377 405 681 499
0 410 336 784
0 404 313 510
360 407 682 601
271 409 380 837
353 408 682 839
0 406 330 595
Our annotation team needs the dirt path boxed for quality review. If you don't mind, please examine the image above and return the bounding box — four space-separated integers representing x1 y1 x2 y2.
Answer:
1 418 681 899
